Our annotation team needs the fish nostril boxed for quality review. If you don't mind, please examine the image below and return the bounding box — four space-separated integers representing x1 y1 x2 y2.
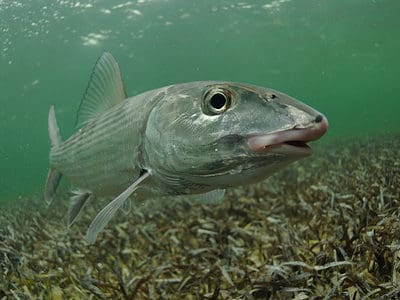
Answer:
315 115 323 123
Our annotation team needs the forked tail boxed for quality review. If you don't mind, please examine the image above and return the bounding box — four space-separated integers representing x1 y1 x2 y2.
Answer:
44 105 63 204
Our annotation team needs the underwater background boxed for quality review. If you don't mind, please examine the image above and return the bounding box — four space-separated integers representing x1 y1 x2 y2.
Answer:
1 0 399 200
1 1 400 298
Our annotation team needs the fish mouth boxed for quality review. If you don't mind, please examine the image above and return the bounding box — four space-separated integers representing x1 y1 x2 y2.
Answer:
247 115 328 157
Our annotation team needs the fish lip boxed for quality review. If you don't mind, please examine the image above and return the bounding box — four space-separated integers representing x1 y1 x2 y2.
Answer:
247 116 328 157
263 142 312 157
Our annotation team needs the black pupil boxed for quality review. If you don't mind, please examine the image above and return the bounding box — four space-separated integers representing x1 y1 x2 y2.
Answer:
210 93 227 109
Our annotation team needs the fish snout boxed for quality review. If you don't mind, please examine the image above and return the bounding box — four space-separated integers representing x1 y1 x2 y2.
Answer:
303 114 329 142
247 113 328 156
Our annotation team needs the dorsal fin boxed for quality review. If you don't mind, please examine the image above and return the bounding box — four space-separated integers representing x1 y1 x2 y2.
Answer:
75 52 127 128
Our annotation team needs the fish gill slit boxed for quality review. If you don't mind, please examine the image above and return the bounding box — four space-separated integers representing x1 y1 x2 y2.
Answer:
136 91 165 171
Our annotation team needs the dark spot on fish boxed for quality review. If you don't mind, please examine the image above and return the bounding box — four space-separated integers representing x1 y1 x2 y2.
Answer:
315 115 323 123
263 92 277 102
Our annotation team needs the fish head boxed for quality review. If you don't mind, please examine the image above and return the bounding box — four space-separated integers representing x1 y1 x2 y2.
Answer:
144 81 328 192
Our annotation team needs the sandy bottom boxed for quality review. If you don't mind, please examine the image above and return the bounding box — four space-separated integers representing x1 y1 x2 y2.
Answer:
1 135 399 299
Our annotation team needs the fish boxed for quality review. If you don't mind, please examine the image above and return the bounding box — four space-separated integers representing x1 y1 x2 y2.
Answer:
44 52 328 244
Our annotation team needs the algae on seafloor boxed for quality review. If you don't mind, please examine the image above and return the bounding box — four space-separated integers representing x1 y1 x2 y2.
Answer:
1 135 399 299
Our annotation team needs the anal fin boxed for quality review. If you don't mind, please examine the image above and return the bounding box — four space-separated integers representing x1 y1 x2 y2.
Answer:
68 191 92 227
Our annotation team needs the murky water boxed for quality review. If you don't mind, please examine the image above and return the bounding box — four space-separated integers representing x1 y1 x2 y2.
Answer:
1 0 399 198
1 1 400 298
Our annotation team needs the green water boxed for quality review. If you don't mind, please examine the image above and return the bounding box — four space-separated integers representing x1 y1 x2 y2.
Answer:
1 0 399 200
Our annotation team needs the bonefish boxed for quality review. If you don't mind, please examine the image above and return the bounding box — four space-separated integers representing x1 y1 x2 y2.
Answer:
44 52 328 244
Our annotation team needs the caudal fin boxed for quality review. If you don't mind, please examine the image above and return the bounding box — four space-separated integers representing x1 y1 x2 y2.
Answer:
44 105 63 204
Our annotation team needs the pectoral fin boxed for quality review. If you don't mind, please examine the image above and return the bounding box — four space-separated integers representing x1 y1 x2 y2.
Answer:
85 171 150 244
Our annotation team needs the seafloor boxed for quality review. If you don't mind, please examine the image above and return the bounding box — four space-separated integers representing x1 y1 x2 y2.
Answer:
1 135 399 299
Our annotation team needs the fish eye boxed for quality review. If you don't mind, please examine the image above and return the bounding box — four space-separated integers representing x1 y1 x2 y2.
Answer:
202 88 232 115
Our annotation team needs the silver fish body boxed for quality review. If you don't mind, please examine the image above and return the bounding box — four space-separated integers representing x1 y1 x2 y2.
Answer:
44 53 328 243
50 89 162 197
